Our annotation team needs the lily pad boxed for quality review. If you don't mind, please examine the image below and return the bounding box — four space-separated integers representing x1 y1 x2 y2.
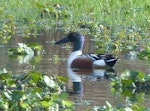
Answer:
43 75 56 88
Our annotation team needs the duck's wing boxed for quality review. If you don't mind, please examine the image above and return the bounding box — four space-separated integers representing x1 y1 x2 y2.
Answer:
71 53 118 68
85 53 118 67
85 53 100 60
85 53 112 60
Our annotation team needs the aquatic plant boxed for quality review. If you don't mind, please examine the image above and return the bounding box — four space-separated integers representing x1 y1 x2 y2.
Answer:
110 70 150 106
93 101 150 111
138 46 150 60
0 21 15 44
8 43 42 56
111 69 150 89
90 70 150 111
27 42 43 55
0 0 150 56
0 70 73 110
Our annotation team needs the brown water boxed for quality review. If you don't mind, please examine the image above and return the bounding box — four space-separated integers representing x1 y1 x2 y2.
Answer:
0 30 150 110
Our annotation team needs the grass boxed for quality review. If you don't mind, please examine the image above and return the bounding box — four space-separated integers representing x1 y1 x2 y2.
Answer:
0 0 150 53
1 0 150 26
0 0 150 55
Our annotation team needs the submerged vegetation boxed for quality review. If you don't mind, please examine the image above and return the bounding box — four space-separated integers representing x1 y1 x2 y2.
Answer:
0 0 150 110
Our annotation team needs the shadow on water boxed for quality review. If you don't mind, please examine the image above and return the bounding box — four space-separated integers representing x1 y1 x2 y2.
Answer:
0 30 150 110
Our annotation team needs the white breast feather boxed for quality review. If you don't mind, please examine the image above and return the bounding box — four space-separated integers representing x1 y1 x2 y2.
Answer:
67 50 82 66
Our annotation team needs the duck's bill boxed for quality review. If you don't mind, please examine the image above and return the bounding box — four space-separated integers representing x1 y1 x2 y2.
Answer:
55 37 69 44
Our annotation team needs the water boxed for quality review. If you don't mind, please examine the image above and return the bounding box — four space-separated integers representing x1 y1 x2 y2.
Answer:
0 30 150 110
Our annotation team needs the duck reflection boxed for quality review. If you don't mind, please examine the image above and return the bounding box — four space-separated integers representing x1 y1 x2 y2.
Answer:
67 67 117 96
67 67 83 96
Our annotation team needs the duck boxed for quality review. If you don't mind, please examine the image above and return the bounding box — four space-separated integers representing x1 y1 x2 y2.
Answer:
55 32 118 69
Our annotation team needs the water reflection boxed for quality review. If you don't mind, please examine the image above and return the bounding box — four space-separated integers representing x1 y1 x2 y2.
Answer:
0 31 150 109
67 67 117 97
67 67 83 96
16 55 34 64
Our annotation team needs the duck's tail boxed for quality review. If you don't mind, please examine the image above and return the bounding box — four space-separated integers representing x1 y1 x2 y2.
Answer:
105 58 118 67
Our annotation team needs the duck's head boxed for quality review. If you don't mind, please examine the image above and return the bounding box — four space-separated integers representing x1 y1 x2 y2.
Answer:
55 32 84 51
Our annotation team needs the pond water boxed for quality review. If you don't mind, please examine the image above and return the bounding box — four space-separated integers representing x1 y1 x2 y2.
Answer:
0 30 150 110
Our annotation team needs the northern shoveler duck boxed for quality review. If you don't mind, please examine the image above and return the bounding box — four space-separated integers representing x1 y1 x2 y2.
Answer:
55 32 118 68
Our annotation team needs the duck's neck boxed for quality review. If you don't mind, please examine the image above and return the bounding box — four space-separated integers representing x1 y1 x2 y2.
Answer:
73 41 84 51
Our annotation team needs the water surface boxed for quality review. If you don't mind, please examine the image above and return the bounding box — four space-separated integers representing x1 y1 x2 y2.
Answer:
0 31 150 110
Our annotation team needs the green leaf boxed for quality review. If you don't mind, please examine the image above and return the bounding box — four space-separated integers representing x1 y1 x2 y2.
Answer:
30 71 41 82
145 74 150 81
21 102 30 108
106 101 112 108
36 92 43 99
40 101 51 107
4 92 11 100
124 107 133 111
56 76 68 82
62 100 74 107
43 75 56 88
137 71 145 82
58 93 68 100
1 73 12 80
129 70 138 81
32 87 42 93
12 91 23 101
21 75 31 84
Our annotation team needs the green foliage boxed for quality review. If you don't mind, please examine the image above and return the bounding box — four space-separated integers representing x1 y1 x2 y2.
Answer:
110 70 150 107
8 43 33 55
111 69 150 88
27 42 43 55
0 0 150 53
52 54 60 65
93 101 150 111
0 70 74 110
97 69 150 111
0 21 15 44
138 46 150 60
8 42 43 56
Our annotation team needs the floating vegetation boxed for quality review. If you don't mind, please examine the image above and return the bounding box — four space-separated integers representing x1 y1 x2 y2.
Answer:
0 70 73 110
8 43 34 56
8 43 43 64
0 0 149 57
0 21 15 44
111 70 150 103
138 46 150 60
8 43 43 56
27 42 43 55
93 70 150 111
93 101 150 111
111 70 150 90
